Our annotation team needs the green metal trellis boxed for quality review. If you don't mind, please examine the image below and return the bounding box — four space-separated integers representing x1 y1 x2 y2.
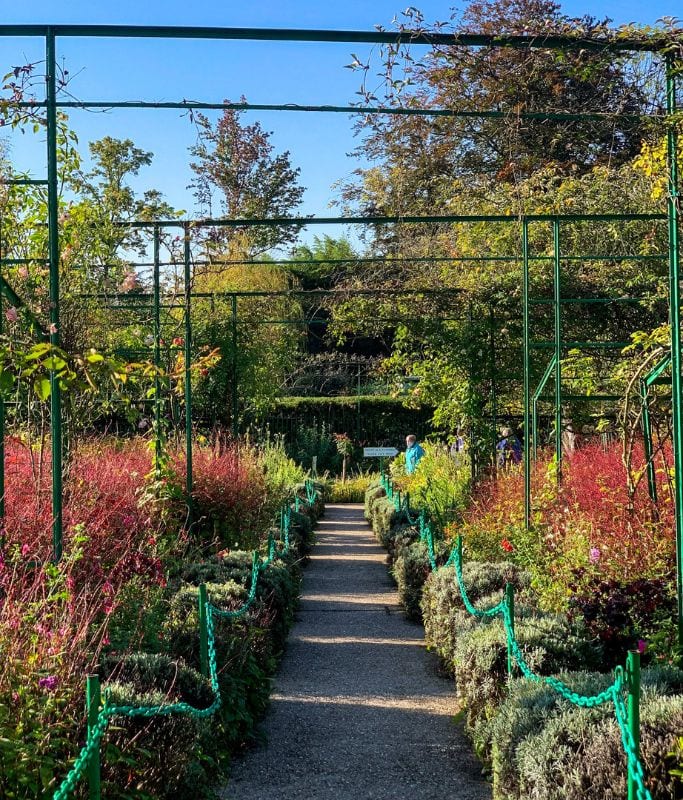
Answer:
0 23 679 647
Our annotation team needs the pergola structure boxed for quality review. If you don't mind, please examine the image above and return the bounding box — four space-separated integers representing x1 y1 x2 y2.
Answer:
0 24 681 644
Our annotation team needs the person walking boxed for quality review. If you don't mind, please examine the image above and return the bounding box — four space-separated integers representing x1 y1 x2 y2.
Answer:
405 434 425 475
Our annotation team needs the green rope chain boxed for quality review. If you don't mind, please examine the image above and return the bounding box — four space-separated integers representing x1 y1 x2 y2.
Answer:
53 481 320 800
383 474 654 800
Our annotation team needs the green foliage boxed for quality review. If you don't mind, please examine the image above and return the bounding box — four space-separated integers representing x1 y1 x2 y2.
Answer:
364 480 386 521
102 679 214 800
489 667 683 799
453 612 603 755
397 443 470 529
328 472 379 503
286 421 340 473
259 396 434 458
259 435 307 507
391 540 449 621
0 676 79 799
421 562 532 672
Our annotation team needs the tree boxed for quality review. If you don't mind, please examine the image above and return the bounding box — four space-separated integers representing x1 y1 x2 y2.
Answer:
189 106 305 257
72 136 177 285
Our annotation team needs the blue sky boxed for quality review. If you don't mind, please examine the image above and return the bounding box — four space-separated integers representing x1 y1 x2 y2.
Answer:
1 1 679 251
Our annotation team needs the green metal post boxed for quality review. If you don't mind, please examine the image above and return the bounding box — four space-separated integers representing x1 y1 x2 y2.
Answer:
666 55 683 648
553 219 562 482
198 583 209 678
626 650 641 800
505 582 515 678
85 674 101 800
356 361 361 441
0 234 4 540
468 301 477 484
183 223 193 512
489 304 497 474
231 293 238 439
153 225 162 478
640 379 658 504
46 28 63 562
522 219 531 530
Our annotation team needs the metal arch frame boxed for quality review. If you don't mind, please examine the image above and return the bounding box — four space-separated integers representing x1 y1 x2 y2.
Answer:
0 24 679 646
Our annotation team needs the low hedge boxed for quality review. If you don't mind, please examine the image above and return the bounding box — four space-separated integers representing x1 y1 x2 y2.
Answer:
491 667 683 800
391 539 451 622
92 490 323 799
418 552 682 798
421 562 532 671
368 475 683 798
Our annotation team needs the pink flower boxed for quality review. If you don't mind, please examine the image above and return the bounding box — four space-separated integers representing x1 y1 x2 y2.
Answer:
39 675 58 692
48 323 58 335
18 266 29 279
589 547 601 564
21 543 30 557
5 306 18 323
637 639 647 655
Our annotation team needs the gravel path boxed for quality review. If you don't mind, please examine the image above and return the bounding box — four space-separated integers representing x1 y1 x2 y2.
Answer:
221 503 492 800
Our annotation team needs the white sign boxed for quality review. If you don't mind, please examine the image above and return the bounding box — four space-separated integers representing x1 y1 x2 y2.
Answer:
363 447 399 458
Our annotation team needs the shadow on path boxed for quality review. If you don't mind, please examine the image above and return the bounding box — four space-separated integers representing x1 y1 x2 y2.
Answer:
221 503 491 800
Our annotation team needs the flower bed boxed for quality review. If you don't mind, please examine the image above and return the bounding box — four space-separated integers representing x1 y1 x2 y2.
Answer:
0 436 320 799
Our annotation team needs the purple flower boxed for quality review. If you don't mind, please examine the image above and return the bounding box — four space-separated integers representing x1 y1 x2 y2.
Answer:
637 640 647 655
589 547 601 564
39 675 58 692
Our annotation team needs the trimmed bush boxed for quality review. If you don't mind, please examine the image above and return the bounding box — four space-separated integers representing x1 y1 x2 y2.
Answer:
370 496 400 544
391 539 451 622
498 668 683 800
180 555 299 656
381 523 419 565
364 481 386 521
453 612 603 754
100 657 216 800
421 562 532 672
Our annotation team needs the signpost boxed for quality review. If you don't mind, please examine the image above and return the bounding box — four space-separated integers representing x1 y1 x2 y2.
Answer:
363 446 399 475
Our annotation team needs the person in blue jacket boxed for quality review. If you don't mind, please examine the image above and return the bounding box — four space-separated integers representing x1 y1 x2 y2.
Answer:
405 434 425 474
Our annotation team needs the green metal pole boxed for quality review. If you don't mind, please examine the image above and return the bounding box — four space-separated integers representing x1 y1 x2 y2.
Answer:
553 219 562 482
666 55 683 649
468 301 477 484
183 223 193 513
0 232 4 540
505 582 515 678
231 293 238 439
640 379 658 504
46 28 63 562
522 219 531 530
198 583 209 678
356 361 361 441
626 650 641 800
489 304 497 474
153 225 162 478
85 674 101 800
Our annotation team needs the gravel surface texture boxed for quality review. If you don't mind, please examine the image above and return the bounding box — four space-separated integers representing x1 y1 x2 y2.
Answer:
221 503 492 800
